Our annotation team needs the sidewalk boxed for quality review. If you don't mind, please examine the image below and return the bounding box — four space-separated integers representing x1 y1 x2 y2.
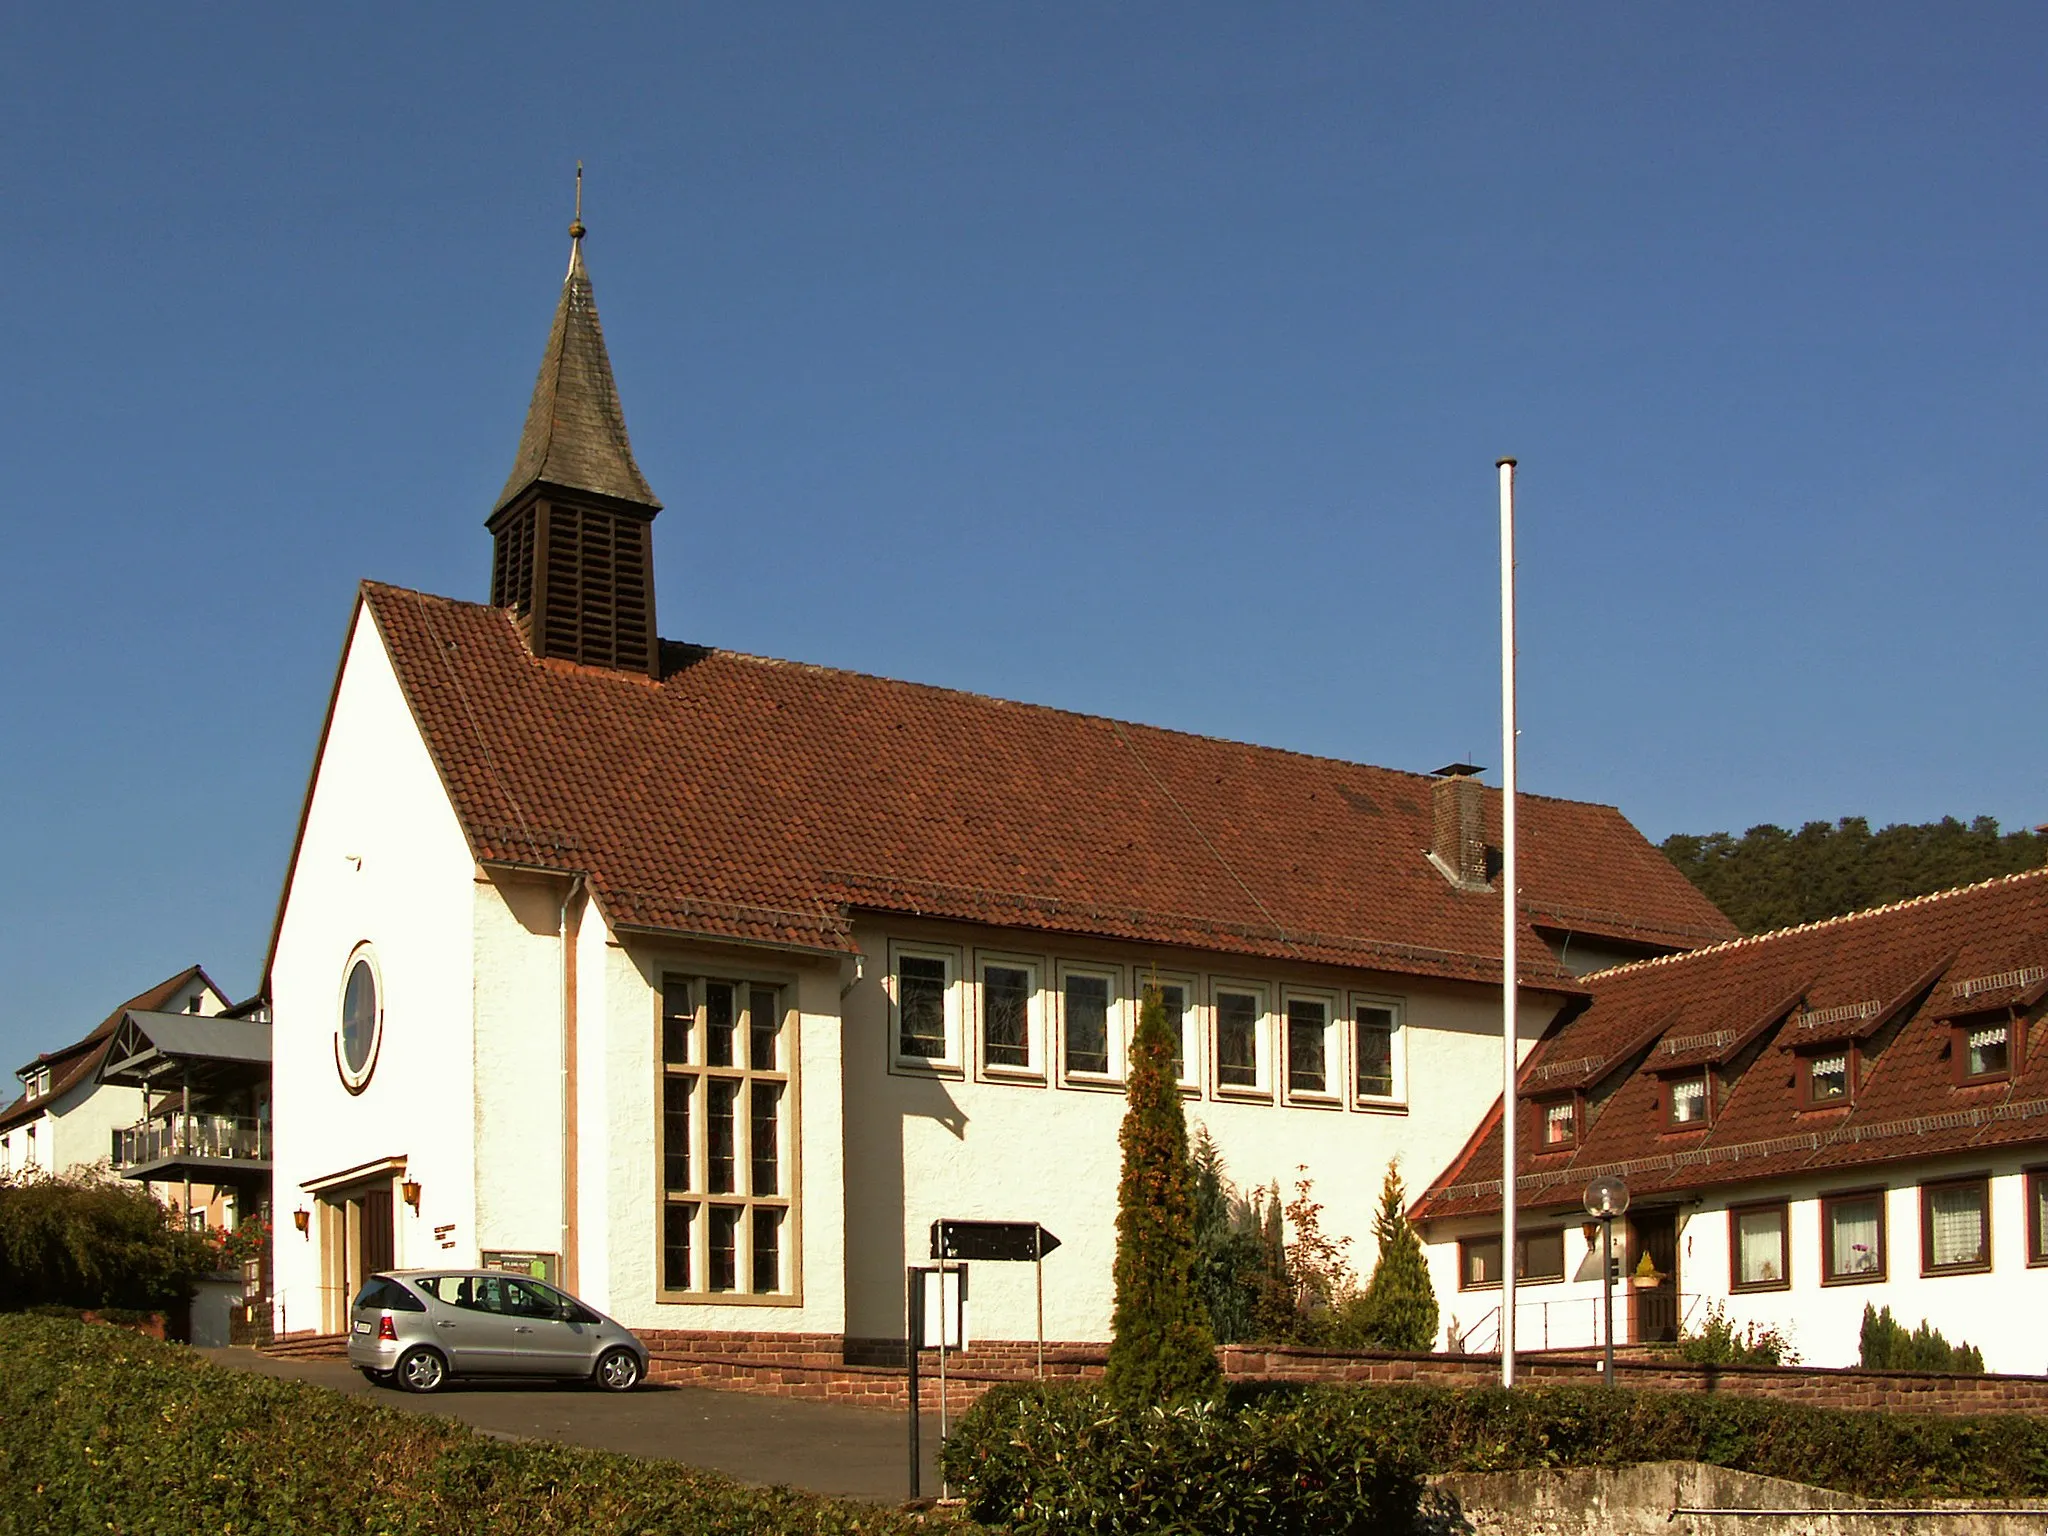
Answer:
202 1347 945 1503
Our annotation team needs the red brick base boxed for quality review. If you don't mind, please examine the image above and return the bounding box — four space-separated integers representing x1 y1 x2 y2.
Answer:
642 1332 2048 1418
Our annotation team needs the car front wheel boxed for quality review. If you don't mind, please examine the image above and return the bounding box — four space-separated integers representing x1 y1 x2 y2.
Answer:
593 1347 641 1392
395 1346 447 1394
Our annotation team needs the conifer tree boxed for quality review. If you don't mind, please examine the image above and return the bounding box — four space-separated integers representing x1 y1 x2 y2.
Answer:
1354 1160 1440 1351
1104 985 1223 1402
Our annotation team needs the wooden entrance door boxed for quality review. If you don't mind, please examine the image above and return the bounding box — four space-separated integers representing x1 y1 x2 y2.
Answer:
1628 1208 1680 1343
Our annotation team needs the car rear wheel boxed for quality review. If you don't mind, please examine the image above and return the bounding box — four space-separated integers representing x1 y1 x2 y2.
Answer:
395 1346 447 1394
593 1347 641 1392
359 1367 394 1388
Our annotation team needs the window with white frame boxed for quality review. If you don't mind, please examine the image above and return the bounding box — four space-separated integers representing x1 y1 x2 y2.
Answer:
1285 995 1339 1100
658 975 795 1300
1060 965 1121 1081
889 944 962 1072
1353 999 1402 1105
1138 976 1200 1091
977 955 1043 1078
1212 983 1267 1095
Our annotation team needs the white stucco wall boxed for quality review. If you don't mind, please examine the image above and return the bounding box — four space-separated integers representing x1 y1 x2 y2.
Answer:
842 916 1558 1345
268 607 479 1336
1423 1152 2048 1373
471 875 570 1261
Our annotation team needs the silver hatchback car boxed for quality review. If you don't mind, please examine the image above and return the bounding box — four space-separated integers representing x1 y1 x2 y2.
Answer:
347 1269 650 1394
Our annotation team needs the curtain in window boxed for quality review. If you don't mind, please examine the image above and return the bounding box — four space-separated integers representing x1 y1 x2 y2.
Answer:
1670 1076 1707 1123
1829 1199 1882 1276
1544 1102 1574 1144
1810 1053 1847 1097
1928 1185 1985 1268
1735 1208 1785 1285
1967 1026 2009 1075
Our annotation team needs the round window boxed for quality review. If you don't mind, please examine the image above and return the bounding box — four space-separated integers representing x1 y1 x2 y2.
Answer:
336 950 382 1092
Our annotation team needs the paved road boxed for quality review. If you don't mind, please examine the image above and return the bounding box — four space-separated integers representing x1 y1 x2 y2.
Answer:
202 1349 945 1503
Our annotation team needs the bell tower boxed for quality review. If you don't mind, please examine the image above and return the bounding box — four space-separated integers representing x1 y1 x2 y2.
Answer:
488 172 662 676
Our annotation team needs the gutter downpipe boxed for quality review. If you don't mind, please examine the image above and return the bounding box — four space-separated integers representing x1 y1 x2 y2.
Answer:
1498 456 1519 1390
560 874 586 1292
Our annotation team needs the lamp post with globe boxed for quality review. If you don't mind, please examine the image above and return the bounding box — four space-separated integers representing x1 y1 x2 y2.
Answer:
1582 1175 1630 1386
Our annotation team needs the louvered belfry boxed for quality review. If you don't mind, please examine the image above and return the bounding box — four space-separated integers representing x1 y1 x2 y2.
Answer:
488 227 662 676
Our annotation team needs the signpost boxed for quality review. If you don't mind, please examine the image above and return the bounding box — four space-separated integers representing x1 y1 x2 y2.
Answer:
907 1220 1061 1500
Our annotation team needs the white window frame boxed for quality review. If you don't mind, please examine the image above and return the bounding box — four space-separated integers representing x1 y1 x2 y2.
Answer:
1282 989 1343 1106
1135 970 1201 1094
1209 979 1272 1101
1350 992 1408 1109
888 942 963 1075
1056 962 1124 1087
974 951 1046 1082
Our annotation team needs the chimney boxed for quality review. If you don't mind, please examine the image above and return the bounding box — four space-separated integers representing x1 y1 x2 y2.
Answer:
1430 763 1491 890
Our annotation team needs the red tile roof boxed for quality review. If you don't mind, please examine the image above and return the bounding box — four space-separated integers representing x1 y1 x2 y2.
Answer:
1416 869 2048 1221
356 582 1734 990
0 967 214 1134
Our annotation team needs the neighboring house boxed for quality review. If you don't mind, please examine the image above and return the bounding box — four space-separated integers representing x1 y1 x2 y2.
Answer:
262 220 1734 1347
0 967 228 1202
1415 869 2048 1374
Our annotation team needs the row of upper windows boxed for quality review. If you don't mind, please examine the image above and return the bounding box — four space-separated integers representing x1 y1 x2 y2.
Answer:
885 942 1408 1109
1455 1170 2048 1293
1533 1018 2030 1149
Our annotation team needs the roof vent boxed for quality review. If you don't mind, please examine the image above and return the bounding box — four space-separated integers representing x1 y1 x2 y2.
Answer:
1428 764 1493 891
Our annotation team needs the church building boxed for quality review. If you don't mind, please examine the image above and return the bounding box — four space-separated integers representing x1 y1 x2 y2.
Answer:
263 213 1733 1352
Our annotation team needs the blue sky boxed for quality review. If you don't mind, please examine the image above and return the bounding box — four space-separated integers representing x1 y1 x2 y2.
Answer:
3 5 2044 1067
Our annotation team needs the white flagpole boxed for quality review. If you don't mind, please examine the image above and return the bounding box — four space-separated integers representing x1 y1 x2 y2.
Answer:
1497 456 1519 1389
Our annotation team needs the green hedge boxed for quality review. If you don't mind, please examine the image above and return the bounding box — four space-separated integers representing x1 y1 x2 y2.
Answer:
0 1316 969 1535
938 1383 1422 1535
941 1380 2048 1531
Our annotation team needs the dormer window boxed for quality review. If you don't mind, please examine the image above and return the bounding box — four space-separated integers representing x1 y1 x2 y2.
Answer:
1805 1051 1850 1106
1666 1070 1709 1127
1961 1022 2011 1082
1540 1098 1577 1148
23 1067 49 1102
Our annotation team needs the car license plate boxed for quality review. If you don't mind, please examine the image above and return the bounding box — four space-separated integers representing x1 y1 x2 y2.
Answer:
351 1320 371 1334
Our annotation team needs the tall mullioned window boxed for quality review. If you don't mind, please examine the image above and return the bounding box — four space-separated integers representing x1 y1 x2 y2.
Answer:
659 976 794 1299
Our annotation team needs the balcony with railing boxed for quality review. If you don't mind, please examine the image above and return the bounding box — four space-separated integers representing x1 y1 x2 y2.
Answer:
113 1112 271 1176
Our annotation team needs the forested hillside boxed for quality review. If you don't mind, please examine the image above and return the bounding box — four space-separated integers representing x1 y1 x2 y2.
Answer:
1661 817 2046 936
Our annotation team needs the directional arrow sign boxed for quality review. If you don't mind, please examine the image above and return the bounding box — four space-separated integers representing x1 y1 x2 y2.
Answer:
930 1219 1061 1262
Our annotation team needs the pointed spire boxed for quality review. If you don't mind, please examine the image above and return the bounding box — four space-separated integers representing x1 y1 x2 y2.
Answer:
494 169 660 515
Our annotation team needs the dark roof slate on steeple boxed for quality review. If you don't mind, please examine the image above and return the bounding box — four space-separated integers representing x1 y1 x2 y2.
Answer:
495 242 660 514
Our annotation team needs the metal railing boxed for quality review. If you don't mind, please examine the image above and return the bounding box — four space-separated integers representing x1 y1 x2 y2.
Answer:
113 1113 271 1167
1453 1291 1713 1355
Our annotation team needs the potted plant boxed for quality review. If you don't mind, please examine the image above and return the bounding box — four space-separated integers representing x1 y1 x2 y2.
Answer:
1630 1250 1663 1289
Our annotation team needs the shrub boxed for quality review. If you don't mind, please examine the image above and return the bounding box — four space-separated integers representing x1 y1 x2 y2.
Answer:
943 1377 2048 1521
941 1381 1423 1535
0 1169 215 1311
1349 1161 1438 1351
1104 983 1221 1403
1679 1302 1799 1367
0 1314 971 1535
1859 1304 1985 1374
